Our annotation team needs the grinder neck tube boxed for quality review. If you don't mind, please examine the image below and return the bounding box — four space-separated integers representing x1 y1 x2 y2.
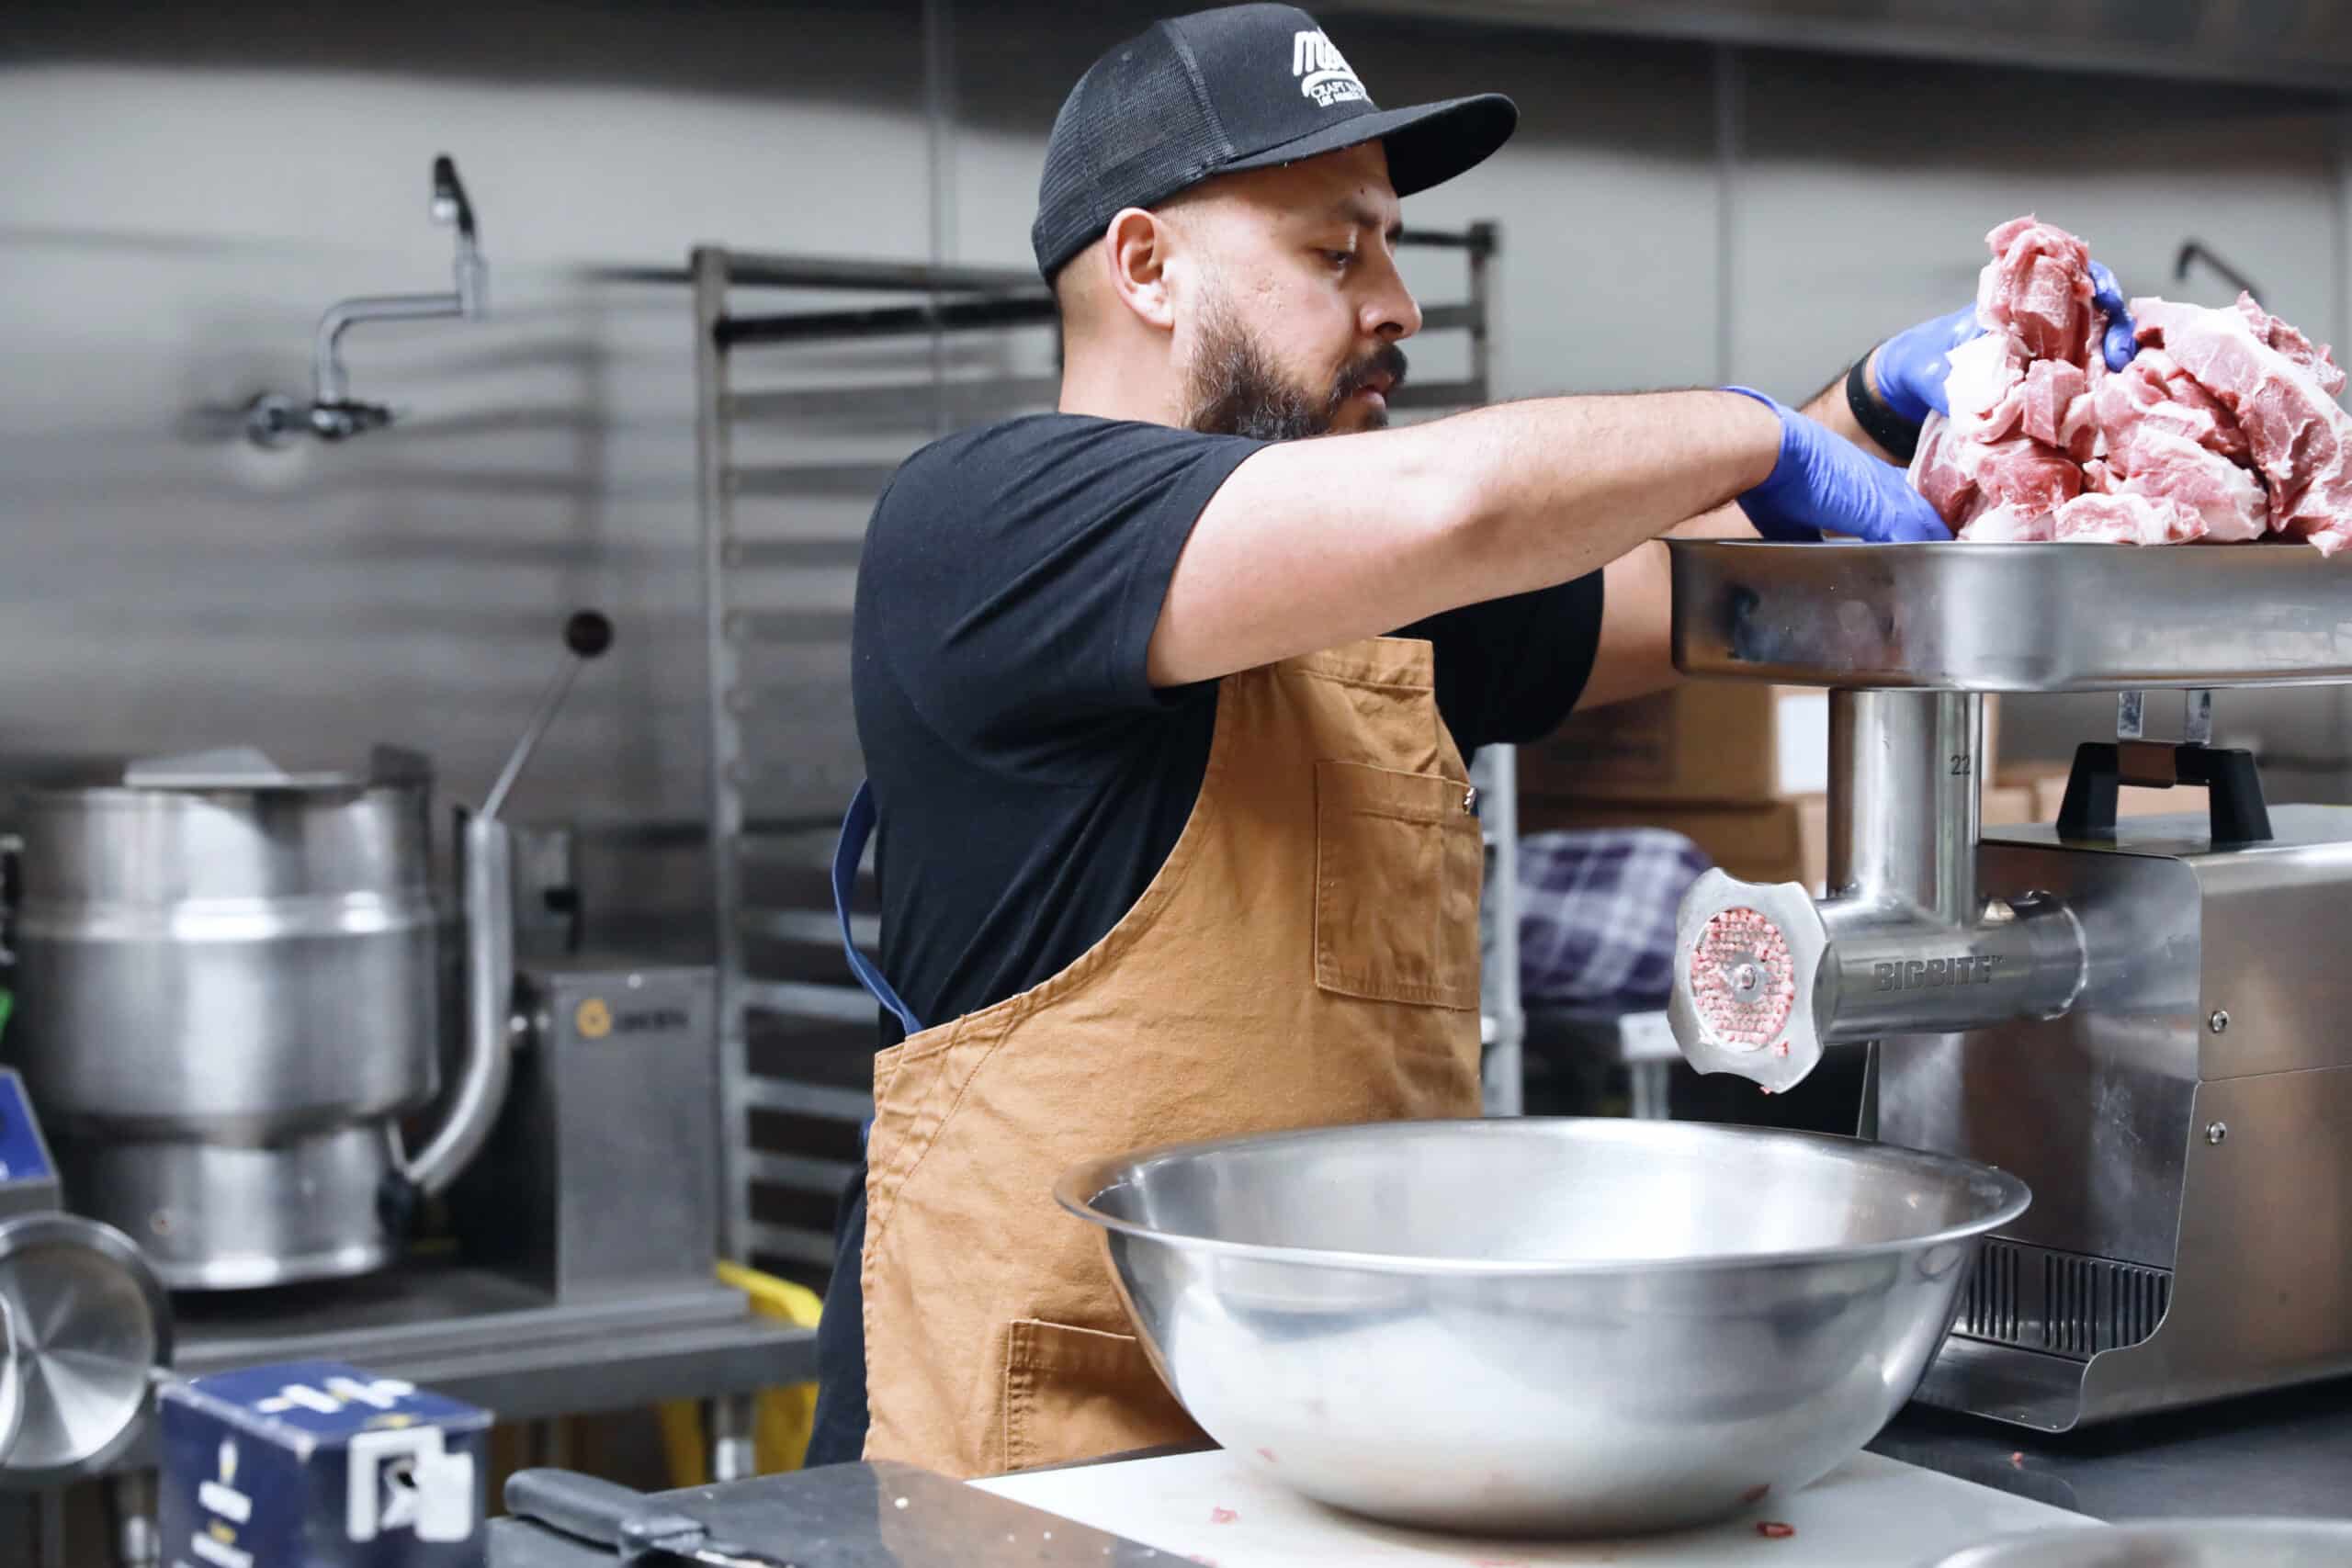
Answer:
1828 690 1982 924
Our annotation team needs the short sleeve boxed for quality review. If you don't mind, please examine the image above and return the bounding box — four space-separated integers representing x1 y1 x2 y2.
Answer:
859 417 1261 774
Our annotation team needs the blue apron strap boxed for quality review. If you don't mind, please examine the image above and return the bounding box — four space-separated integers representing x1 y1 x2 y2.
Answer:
835 781 918 1156
834 780 922 1039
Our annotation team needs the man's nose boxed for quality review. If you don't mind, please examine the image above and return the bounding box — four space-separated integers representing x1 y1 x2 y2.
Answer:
1365 263 1422 342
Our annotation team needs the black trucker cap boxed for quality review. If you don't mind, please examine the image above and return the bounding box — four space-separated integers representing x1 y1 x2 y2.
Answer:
1031 4 1517 279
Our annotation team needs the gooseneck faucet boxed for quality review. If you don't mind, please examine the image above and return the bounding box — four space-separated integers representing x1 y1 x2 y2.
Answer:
2174 239 2263 307
247 155 487 446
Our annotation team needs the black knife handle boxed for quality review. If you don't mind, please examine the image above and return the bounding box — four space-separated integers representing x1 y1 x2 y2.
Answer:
506 1469 707 1557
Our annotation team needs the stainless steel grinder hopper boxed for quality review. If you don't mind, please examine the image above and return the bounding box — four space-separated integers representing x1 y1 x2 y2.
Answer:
1664 541 2352 1431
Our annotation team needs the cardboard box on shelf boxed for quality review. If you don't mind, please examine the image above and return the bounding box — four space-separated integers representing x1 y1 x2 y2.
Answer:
1519 796 1807 887
1521 684 2002 807
1520 781 2033 902
1518 684 1816 805
1982 783 2039 829
1795 795 1827 894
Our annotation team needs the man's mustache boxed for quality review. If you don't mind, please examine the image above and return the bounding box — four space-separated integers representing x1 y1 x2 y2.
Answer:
1333 344 1409 406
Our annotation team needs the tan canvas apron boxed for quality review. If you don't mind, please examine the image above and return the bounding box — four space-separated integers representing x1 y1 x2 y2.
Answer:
857 636 1486 1476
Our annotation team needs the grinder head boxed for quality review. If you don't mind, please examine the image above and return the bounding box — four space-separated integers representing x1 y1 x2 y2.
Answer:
1669 870 1831 1092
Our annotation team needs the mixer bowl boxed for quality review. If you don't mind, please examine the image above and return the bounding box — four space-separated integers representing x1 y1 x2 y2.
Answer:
1057 1117 2030 1537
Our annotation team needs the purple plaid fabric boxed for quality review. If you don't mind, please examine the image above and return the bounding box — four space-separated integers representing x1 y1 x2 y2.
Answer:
1516 829 1713 1011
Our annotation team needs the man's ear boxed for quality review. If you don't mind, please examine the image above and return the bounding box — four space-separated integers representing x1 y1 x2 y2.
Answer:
1102 207 1176 333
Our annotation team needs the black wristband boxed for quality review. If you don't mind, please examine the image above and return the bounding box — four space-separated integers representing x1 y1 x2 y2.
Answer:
1846 350 1923 465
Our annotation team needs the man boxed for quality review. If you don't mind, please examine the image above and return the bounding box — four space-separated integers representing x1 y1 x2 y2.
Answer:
808 3 2134 1475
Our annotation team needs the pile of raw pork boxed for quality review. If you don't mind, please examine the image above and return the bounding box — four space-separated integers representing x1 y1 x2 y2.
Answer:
1909 216 2352 551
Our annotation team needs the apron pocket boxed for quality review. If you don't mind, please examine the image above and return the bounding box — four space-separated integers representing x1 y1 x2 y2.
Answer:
1312 759 1482 1011
1000 1318 1200 1473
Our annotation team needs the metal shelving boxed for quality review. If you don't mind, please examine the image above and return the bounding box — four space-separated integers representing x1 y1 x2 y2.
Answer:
691 225 1511 1274
692 244 1059 1269
1474 742 1524 1117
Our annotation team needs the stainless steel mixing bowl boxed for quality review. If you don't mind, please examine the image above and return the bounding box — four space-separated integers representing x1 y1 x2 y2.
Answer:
1926 1519 2352 1566
1057 1117 2030 1537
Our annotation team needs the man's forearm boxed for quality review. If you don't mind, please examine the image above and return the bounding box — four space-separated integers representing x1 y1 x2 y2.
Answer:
1152 389 1781 686
1803 350 1908 464
1437 389 1781 582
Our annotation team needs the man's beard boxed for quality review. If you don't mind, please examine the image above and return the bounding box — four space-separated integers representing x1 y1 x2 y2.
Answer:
1182 305 1408 441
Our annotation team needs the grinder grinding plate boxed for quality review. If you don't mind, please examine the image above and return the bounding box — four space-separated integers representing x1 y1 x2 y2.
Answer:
1687 905 1798 1056
1671 872 1833 1092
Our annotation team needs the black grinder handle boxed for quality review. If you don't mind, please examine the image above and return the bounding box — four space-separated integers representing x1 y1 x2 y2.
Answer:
2055 739 2273 844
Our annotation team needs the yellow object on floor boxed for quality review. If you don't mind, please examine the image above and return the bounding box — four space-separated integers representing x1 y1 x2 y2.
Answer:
659 1261 824 1485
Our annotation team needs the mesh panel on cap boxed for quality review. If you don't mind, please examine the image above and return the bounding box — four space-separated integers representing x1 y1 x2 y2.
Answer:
1031 26 1232 278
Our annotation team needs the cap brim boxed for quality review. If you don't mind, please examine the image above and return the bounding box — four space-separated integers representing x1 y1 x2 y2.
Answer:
1218 92 1517 198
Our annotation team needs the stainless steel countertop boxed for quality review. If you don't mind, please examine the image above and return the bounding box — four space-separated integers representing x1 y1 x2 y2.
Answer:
491 1461 1161 1568
489 1380 2352 1564
113 1259 816 1471
1869 1375 2352 1521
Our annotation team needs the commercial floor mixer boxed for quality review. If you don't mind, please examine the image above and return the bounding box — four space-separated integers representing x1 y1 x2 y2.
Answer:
1666 540 2352 1433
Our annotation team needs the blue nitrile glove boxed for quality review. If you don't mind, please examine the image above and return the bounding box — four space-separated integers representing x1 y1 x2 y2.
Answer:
1873 261 2140 423
1724 387 1952 543
2086 261 2139 375
1871 305 1980 424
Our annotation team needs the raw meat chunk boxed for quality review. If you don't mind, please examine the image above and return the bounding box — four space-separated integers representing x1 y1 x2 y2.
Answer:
2114 428 2267 541
2091 353 2267 541
1977 216 2098 366
1909 214 2352 552
2052 491 2206 545
2019 360 2087 450
1943 333 2028 443
1909 418 2077 531
2237 294 2346 396
2134 294 2352 552
1959 503 2053 543
2098 347 2250 465
2055 387 2100 463
1973 436 2081 517
1910 414 1980 527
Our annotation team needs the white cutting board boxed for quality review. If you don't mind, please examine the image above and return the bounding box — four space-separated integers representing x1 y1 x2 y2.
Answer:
977 1448 2094 1567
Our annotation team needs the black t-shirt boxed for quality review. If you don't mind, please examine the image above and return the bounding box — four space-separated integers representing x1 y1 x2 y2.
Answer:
850 412 1607 1044
809 412 1608 1465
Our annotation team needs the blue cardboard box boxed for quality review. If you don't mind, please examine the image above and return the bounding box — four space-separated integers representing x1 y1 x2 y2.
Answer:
158 1361 492 1567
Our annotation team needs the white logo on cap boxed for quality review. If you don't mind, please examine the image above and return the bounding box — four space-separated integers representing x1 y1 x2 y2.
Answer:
1291 29 1367 108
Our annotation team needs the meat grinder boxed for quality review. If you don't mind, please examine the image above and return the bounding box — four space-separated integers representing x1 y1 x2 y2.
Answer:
1664 539 2352 1431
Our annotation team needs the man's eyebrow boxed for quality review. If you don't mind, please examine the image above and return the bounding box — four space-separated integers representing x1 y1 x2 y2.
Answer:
1329 197 1404 243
